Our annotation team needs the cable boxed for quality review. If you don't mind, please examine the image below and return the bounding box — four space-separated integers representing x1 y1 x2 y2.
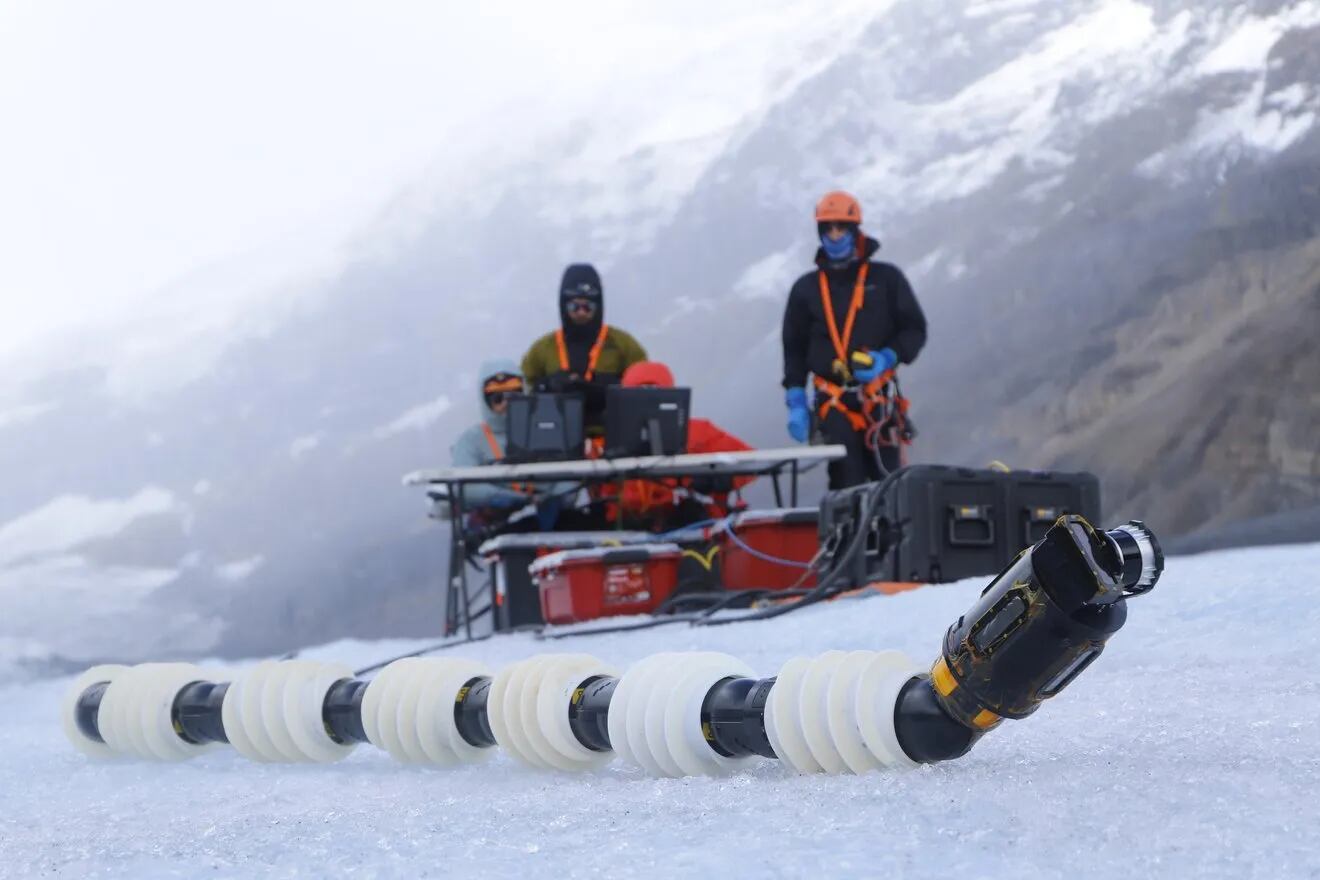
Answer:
654 519 721 540
536 613 701 640
694 471 899 628
353 631 493 677
720 520 816 570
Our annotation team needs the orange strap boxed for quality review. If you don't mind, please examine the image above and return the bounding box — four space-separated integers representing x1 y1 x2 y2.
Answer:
554 324 610 382
480 423 533 495
813 375 868 432
813 373 912 443
480 422 502 459
818 263 870 372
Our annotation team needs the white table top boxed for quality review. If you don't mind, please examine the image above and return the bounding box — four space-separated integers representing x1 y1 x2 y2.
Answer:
402 445 845 486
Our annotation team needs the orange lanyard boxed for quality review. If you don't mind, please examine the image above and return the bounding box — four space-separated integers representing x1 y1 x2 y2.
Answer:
480 422 503 459
818 263 869 366
554 323 610 381
481 423 531 494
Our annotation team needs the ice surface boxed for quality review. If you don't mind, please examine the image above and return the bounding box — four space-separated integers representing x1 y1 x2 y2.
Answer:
2 542 1319 879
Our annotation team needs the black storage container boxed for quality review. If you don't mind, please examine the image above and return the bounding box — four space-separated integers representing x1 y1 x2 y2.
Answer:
881 465 1013 584
817 465 1102 585
1007 470 1101 548
817 483 884 588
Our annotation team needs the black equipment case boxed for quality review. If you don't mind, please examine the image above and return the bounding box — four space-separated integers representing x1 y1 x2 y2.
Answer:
819 465 1101 585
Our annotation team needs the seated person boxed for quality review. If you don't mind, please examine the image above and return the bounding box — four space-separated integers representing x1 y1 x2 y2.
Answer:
449 360 562 536
602 361 755 531
521 263 648 436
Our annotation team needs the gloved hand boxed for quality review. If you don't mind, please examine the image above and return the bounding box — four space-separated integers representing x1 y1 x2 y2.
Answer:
852 347 898 382
785 387 810 443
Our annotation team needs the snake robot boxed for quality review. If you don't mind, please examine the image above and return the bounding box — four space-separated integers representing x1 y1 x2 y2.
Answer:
63 516 1161 776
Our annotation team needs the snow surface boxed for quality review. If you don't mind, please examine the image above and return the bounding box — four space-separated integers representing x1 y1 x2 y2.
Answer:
2 542 1319 878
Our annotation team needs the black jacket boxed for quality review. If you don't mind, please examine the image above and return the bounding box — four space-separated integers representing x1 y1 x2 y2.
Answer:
781 236 927 389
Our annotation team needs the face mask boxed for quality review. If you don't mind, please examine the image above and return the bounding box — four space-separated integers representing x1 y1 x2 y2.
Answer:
821 229 856 261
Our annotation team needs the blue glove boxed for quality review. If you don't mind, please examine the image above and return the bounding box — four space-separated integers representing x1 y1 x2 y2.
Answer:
853 347 898 382
785 387 810 443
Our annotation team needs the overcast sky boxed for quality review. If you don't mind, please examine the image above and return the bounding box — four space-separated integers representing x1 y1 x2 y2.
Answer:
0 0 876 373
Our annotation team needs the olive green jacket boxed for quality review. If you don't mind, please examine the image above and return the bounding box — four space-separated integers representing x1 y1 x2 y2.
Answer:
521 326 648 387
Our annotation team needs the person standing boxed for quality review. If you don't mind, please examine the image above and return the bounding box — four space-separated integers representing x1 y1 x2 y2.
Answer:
781 191 927 489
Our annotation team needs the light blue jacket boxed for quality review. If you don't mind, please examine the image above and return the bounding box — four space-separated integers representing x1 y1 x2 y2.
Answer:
450 358 524 507
449 359 577 509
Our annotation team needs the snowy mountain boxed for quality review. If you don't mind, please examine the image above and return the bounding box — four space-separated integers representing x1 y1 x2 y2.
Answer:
5 541 1319 878
2 0 1318 667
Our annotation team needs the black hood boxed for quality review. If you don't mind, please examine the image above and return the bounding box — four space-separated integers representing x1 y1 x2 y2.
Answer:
559 262 604 341
815 234 881 270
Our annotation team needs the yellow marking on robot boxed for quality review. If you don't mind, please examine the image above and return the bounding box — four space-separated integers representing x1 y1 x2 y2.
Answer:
931 657 957 697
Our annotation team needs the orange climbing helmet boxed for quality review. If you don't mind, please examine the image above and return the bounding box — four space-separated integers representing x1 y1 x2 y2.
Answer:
814 190 862 225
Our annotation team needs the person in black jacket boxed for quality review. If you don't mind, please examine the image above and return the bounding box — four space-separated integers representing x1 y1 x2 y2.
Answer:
781 190 927 489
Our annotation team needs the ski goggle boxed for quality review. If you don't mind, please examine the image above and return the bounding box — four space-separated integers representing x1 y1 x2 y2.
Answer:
564 297 598 318
482 374 523 406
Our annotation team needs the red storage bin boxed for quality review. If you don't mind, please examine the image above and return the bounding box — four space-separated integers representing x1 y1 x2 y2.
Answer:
478 531 653 631
530 543 683 624
716 508 819 591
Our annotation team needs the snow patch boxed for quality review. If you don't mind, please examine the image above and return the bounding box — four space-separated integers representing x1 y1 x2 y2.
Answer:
964 0 1047 18
733 248 799 301
0 400 57 430
1140 76 1318 177
371 396 452 440
892 0 1167 205
0 488 176 567
1267 83 1311 113
656 295 715 330
1196 10 1304 76
215 555 265 583
0 555 187 664
289 433 322 460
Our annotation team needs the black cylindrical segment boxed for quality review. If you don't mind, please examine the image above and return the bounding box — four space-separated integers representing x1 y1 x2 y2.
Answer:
172 681 230 745
938 516 1135 727
322 678 370 745
1109 528 1145 587
700 676 777 759
568 675 617 752
75 681 110 744
454 676 497 748
893 676 980 763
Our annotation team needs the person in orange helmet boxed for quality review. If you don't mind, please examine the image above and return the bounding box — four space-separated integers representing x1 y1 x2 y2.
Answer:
606 361 754 530
781 190 927 489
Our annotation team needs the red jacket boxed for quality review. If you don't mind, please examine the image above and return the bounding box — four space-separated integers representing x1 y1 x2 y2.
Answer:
610 362 755 524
